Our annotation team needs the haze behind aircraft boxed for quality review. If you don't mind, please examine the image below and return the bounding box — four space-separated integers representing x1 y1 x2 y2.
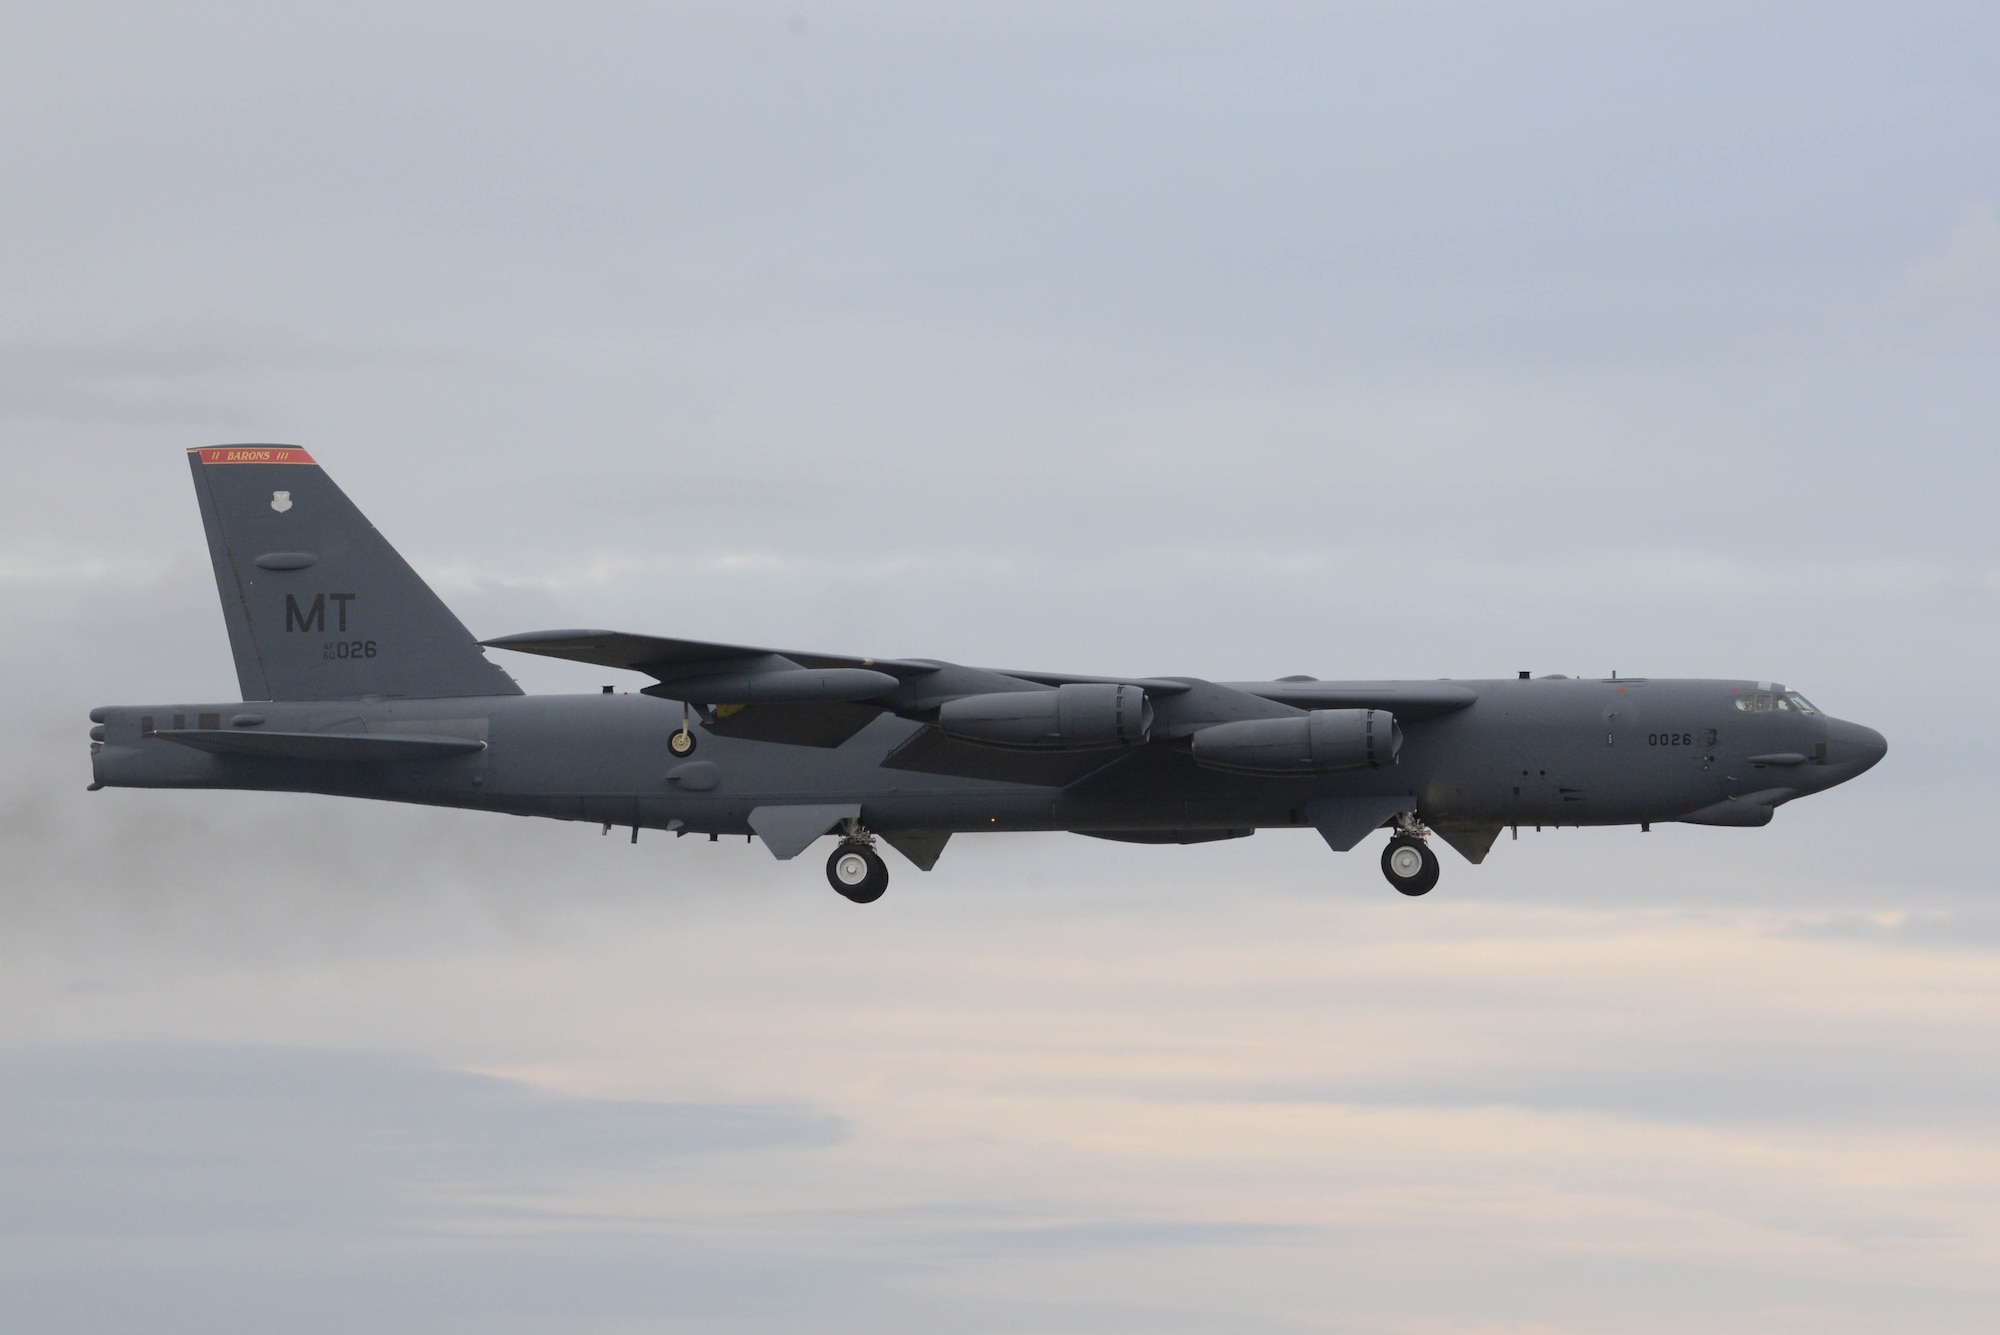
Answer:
87 448 1887 901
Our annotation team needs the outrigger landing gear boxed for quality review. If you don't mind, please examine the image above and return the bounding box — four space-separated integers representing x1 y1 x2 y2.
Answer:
668 701 697 757
826 821 888 904
1380 813 1440 896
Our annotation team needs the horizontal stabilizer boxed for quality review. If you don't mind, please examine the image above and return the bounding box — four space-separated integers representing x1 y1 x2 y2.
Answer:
151 729 486 762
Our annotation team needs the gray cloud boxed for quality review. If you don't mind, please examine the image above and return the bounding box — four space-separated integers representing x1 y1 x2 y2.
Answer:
0 1045 842 1239
0 322 449 427
1240 1040 2000 1127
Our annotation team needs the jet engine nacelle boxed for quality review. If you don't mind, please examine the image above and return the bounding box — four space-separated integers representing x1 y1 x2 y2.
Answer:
939 683 1152 750
1189 708 1400 775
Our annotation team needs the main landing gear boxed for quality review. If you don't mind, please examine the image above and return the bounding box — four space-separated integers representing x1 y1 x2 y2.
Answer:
826 821 888 904
1380 814 1439 896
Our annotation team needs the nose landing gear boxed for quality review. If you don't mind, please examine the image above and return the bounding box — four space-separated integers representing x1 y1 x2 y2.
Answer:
1380 814 1439 896
826 821 889 903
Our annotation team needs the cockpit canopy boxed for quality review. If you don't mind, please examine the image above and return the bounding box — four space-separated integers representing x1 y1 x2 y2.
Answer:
1735 689 1818 715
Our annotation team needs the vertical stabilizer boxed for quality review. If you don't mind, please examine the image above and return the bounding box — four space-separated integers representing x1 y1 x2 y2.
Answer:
188 446 522 701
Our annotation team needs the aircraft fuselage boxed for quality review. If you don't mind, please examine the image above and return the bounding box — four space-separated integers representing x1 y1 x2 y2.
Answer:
88 446 1889 899
90 674 1884 845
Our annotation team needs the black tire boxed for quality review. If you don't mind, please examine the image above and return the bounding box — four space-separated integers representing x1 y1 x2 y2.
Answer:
826 843 889 904
1380 835 1439 896
668 728 698 757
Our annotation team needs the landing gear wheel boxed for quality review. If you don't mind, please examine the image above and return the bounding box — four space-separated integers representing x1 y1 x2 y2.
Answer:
1381 835 1439 896
668 728 697 757
826 843 889 904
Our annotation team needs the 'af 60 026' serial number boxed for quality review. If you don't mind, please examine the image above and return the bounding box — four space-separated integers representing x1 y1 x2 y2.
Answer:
323 640 378 660
1649 732 1694 746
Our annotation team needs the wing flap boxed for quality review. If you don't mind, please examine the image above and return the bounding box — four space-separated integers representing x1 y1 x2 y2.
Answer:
481 629 934 679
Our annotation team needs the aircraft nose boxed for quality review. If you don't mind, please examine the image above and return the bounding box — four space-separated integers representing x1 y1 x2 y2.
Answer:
1822 718 1887 776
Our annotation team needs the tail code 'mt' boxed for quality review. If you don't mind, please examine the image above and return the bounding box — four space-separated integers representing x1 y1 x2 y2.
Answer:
188 446 521 702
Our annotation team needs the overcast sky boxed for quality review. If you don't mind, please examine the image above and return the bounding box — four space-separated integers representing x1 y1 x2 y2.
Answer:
3 3 1998 1331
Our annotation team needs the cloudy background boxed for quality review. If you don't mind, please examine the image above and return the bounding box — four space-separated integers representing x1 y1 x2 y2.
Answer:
3 2 1997 1330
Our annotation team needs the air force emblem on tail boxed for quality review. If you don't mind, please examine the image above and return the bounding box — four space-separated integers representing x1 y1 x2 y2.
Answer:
271 490 292 513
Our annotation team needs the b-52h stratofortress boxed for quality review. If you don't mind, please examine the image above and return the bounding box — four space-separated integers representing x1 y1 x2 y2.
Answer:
88 448 1887 901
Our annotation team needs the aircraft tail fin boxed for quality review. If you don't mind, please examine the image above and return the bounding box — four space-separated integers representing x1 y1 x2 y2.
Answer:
187 446 523 702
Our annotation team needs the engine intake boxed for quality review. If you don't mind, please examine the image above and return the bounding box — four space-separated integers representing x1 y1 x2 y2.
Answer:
1189 708 1400 775
939 683 1152 750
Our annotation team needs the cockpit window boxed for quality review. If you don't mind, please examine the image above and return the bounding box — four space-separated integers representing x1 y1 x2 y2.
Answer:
1734 691 1820 714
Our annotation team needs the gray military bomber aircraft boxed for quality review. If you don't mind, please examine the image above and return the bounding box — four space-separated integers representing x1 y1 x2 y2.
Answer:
89 447 1887 901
